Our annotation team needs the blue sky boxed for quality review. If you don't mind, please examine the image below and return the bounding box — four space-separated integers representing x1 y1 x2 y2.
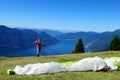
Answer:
0 0 120 32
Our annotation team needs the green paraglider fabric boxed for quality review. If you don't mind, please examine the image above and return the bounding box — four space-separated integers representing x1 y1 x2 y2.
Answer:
104 57 120 68
60 61 77 66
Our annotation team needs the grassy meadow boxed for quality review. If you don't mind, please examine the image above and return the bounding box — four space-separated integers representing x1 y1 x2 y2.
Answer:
0 51 120 80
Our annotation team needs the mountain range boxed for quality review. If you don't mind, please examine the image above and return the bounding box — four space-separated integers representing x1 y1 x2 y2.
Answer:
56 30 120 52
16 27 62 37
0 25 59 49
33 29 62 37
0 25 120 52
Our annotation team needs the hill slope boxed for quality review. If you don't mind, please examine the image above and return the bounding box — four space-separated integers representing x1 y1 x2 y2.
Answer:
0 51 120 80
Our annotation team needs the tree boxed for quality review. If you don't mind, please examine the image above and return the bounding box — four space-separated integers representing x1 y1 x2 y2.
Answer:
109 35 120 51
73 38 84 53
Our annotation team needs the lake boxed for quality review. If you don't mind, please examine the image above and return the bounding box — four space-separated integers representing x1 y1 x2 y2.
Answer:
0 40 79 57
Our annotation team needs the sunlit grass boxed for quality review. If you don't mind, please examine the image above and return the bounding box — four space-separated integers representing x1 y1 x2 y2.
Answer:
0 51 120 80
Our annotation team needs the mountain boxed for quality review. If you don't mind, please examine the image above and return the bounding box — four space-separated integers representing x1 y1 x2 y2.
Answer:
0 25 24 48
56 31 99 44
33 29 62 37
37 32 59 46
56 30 120 52
0 25 59 49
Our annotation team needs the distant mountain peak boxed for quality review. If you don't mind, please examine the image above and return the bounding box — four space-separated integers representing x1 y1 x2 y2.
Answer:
0 25 9 28
114 29 120 32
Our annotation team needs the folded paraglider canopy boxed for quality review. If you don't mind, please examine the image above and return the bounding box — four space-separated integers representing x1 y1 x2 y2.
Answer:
13 56 120 75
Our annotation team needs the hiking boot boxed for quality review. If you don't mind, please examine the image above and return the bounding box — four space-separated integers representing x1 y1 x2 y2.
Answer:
36 54 39 57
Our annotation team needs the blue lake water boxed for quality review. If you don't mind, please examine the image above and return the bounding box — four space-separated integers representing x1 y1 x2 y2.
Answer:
0 40 79 57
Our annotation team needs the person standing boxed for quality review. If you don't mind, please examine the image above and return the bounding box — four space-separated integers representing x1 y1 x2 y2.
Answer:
35 39 41 57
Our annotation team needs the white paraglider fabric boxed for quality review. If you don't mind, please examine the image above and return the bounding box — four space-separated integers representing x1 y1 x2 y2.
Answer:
14 56 119 75
14 62 68 75
69 56 108 71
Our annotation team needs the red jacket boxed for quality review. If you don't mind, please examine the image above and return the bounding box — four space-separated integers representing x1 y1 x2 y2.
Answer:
35 40 41 48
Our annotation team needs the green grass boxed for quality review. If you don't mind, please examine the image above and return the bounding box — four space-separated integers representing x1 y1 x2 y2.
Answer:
1 51 120 80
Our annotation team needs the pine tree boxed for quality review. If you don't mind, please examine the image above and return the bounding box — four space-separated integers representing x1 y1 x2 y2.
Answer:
109 35 120 51
73 38 84 53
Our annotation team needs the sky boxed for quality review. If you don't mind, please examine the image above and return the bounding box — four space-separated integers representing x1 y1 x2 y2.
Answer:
0 0 120 32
